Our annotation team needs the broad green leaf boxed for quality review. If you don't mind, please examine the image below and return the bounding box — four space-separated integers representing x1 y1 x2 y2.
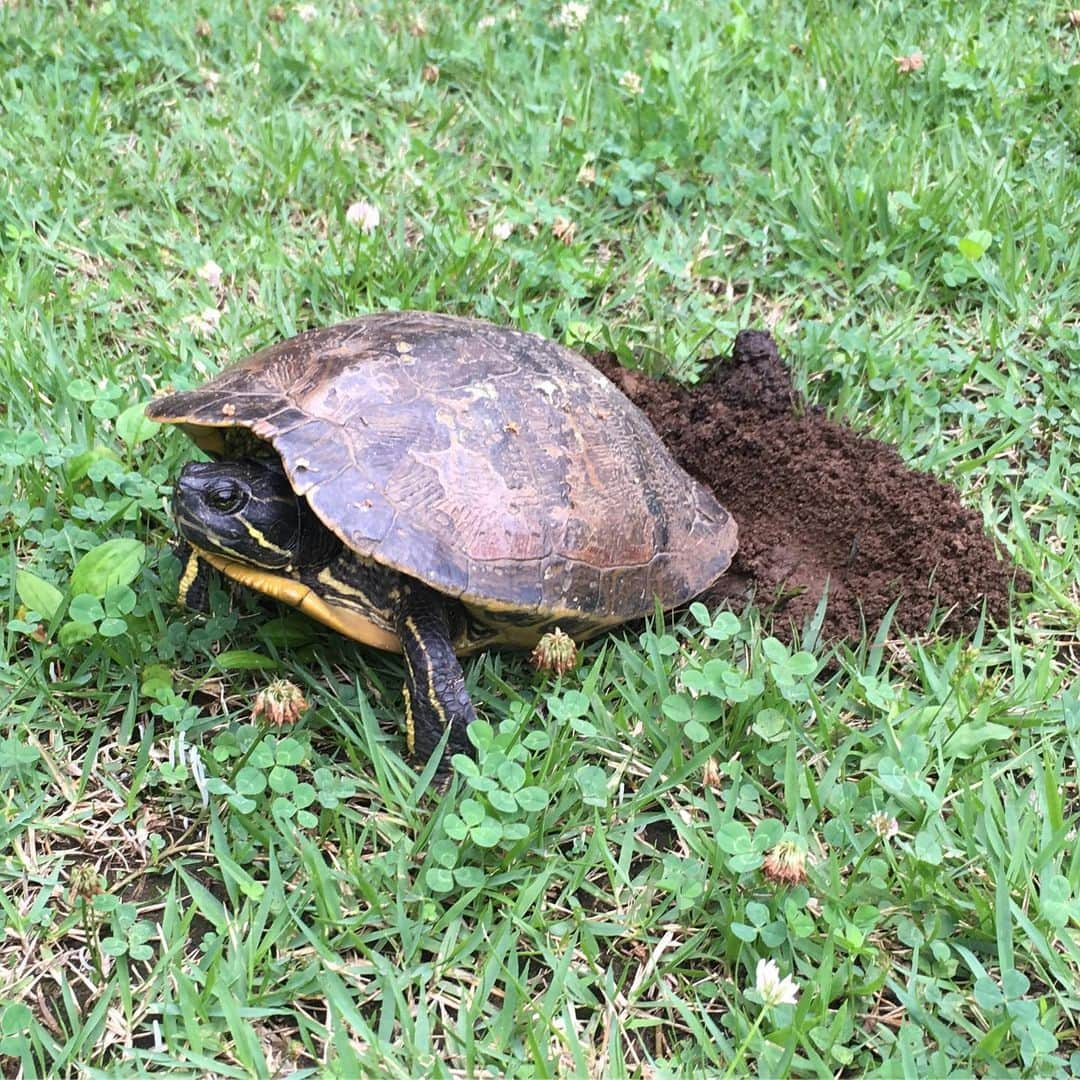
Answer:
661 694 691 723
1002 969 1030 999
729 852 765 873
575 764 609 807
65 446 121 483
15 571 63 619
116 401 159 447
689 602 712 626
569 716 597 738
0 738 40 768
0 1003 33 1034
227 793 257 815
746 901 771 928
753 819 785 848
496 760 525 792
247 740 275 769
515 786 549 812
453 866 485 888
1039 875 1073 928
103 583 137 616
957 229 992 260
426 868 455 892
913 830 943 864
488 789 517 814
268 765 297 794
471 821 503 848
212 650 279 671
466 720 494 750
68 378 98 402
762 637 790 663
703 611 741 641
946 720 1012 758
453 754 480 778
547 690 590 721
274 737 305 766
70 539 146 598
292 782 316 809
443 814 468 841
235 766 267 796
716 822 753 855
430 839 459 869
685 719 710 743
69 594 105 624
59 621 97 646
752 708 787 741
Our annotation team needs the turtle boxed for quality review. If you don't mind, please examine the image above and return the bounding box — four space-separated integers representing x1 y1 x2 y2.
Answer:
146 311 737 773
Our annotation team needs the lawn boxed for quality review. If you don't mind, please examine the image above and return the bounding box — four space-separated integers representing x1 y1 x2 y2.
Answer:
2 0 1079 1075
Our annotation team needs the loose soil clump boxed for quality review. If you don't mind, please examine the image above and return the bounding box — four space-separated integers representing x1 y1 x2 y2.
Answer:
594 331 1026 644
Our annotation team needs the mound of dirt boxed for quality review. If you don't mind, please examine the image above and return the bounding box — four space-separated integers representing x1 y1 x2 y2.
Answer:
594 331 1027 643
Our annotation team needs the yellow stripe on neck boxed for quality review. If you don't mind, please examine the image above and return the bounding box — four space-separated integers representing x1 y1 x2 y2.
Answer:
177 548 203 607
242 521 292 560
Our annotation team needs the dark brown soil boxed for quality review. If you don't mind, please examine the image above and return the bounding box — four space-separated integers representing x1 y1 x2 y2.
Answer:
594 330 1027 644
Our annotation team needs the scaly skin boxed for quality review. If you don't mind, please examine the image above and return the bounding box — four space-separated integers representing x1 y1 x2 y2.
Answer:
395 585 476 773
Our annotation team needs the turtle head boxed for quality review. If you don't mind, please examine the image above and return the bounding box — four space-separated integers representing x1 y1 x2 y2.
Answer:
173 458 337 571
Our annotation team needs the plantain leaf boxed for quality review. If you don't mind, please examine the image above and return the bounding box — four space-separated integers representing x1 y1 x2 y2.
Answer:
15 571 63 619
116 402 159 448
70 539 146 598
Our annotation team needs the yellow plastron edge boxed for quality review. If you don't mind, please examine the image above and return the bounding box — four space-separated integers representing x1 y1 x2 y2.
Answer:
194 547 403 654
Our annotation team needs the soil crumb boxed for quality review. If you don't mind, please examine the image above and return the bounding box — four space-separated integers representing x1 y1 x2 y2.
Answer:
594 331 1026 644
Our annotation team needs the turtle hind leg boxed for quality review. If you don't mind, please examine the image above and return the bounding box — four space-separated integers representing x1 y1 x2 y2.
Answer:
395 584 477 776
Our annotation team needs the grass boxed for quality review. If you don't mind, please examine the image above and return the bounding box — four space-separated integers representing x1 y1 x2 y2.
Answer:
1 0 1078 1074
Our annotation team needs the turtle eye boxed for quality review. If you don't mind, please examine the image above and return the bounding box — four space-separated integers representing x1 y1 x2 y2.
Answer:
206 481 245 514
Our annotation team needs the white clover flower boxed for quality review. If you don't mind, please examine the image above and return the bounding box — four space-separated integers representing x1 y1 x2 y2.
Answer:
296 3 318 22
894 51 925 74
870 811 900 840
492 220 514 241
619 70 643 95
755 958 799 1008
197 259 223 288
346 199 380 233
762 838 809 885
551 216 577 244
553 2 589 30
184 307 222 337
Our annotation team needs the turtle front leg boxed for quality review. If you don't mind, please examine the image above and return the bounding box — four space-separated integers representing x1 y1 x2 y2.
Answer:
395 584 477 775
174 540 214 612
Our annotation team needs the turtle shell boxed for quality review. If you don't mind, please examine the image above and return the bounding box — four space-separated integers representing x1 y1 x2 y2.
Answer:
147 311 737 626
